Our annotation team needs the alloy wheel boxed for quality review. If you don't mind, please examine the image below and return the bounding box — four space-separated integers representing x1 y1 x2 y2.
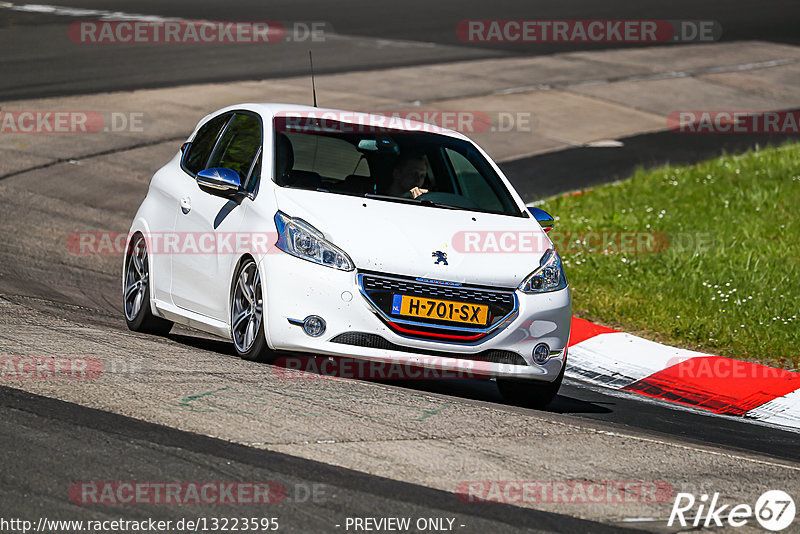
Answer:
231 261 263 353
124 235 149 321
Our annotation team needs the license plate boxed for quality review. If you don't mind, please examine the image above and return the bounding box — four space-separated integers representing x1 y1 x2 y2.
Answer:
391 294 488 326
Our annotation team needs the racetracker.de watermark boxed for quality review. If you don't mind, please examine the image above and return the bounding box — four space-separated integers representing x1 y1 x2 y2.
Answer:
457 20 721 43
550 231 715 255
68 232 280 255
0 357 103 379
368 110 535 134
456 481 674 504
668 110 800 134
664 356 799 381
272 356 498 380
0 111 145 134
274 110 535 135
68 21 327 43
69 482 286 505
450 230 714 255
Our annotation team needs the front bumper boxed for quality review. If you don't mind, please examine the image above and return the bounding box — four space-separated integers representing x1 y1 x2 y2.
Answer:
259 253 571 381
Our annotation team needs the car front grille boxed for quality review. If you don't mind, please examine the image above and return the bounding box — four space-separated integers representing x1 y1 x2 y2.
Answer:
359 272 517 339
361 275 515 307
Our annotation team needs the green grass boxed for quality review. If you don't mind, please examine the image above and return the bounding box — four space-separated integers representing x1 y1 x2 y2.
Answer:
542 142 800 369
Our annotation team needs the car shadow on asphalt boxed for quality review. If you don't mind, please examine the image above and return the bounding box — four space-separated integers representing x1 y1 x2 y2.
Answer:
165 331 612 415
167 332 238 356
387 377 613 415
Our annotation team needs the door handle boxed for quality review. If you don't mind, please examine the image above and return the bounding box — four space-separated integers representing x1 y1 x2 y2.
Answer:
180 196 191 214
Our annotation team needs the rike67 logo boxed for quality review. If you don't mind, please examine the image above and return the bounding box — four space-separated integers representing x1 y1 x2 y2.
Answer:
669 490 796 531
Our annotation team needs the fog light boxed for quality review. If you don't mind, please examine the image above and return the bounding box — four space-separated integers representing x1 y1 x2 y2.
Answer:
532 343 550 364
303 315 326 337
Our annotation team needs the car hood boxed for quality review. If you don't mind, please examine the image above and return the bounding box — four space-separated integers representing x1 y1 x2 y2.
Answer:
273 188 552 288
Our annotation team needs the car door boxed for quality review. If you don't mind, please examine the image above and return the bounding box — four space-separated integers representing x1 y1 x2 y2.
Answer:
143 112 231 304
171 111 263 321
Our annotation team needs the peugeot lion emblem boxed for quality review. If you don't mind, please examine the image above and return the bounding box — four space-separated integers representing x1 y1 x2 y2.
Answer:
432 251 448 265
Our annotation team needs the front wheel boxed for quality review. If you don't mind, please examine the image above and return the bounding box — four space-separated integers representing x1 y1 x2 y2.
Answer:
231 258 273 362
123 234 173 335
497 358 566 409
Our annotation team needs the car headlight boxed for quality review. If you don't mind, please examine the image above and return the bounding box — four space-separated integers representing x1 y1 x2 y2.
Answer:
274 211 354 271
518 248 567 293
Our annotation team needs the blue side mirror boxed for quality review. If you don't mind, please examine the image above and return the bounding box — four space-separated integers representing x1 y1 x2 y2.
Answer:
196 167 242 195
528 207 554 232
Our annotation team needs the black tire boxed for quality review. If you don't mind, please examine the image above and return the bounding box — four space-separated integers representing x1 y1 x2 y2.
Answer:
123 234 173 335
230 257 273 362
497 358 566 409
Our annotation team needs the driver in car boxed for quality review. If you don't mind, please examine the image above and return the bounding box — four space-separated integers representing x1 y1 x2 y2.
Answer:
387 152 429 199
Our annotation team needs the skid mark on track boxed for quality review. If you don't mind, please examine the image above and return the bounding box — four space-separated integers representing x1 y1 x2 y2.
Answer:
0 136 185 181
170 386 287 416
169 383 453 422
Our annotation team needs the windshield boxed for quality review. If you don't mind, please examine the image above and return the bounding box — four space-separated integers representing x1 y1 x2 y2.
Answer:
272 117 524 216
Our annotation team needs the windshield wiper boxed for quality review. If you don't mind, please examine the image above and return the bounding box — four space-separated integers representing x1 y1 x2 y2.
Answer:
363 193 463 210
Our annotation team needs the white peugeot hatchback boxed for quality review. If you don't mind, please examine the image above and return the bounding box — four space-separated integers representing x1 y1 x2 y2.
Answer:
123 103 571 407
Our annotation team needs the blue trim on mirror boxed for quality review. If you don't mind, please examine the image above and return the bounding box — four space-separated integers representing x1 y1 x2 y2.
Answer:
528 207 554 230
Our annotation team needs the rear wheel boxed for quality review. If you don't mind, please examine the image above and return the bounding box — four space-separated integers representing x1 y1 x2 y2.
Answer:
497 358 566 409
231 258 273 362
123 234 173 335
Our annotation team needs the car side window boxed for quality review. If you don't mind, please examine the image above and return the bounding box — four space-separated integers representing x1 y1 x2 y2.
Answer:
207 113 263 183
183 113 233 175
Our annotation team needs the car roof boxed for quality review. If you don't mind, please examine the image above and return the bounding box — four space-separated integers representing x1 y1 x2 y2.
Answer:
206 102 469 140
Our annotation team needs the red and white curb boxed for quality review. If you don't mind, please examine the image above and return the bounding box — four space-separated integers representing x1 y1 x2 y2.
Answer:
565 318 800 431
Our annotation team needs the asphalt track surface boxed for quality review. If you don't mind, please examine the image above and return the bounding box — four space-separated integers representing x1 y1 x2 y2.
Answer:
1 0 800 100
2 2 800 533
0 386 637 534
502 129 800 200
